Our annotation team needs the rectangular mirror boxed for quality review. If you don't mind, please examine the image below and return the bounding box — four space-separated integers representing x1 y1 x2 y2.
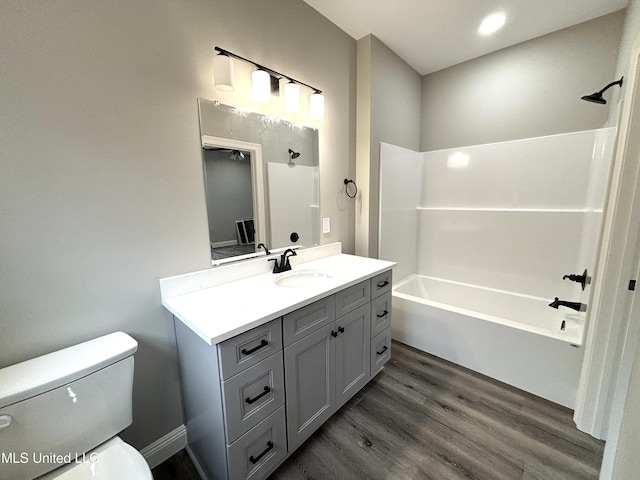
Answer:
198 99 320 264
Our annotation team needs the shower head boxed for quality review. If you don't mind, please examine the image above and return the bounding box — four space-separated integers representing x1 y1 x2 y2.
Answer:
288 148 300 159
581 77 623 105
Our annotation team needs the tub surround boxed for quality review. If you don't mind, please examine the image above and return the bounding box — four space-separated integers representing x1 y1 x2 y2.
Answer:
159 243 395 345
378 129 617 410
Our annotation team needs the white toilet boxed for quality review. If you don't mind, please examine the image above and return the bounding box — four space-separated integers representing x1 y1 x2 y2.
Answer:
0 332 153 480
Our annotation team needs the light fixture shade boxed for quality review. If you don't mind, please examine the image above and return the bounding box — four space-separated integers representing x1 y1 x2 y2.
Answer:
213 53 234 91
284 81 301 112
309 91 324 119
252 69 271 103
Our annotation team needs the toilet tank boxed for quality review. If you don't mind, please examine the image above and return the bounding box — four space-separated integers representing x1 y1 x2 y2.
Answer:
0 332 138 480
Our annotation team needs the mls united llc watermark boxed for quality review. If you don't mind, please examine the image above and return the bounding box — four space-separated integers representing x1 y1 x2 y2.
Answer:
1 451 98 465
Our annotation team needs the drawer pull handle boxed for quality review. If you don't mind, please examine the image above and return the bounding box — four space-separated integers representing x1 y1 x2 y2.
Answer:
377 345 388 356
245 386 271 405
241 339 268 356
377 280 389 289
249 441 274 464
377 310 389 318
338 326 345 333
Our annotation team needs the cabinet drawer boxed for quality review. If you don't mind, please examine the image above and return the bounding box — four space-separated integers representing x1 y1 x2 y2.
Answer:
335 280 370 318
370 292 392 338
227 406 287 480
371 270 392 299
218 318 283 380
283 296 335 346
222 352 285 443
371 328 392 377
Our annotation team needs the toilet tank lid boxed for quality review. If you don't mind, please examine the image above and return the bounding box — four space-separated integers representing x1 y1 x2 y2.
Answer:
0 332 138 409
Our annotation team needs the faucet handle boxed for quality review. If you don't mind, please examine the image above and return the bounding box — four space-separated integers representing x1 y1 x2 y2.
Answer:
268 258 282 274
562 269 590 290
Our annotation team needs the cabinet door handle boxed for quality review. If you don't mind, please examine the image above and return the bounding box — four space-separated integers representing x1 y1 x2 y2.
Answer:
249 441 274 464
338 326 345 333
245 386 271 405
376 345 388 356
331 330 338 337
377 310 389 318
377 280 389 289
241 339 268 355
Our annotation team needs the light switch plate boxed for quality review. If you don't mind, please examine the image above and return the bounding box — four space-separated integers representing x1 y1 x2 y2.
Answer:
322 217 330 234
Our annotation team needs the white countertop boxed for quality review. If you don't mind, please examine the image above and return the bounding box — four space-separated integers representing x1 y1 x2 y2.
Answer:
161 251 395 345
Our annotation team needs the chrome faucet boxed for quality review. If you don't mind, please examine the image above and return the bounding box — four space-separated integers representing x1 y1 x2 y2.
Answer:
269 248 297 274
548 297 586 312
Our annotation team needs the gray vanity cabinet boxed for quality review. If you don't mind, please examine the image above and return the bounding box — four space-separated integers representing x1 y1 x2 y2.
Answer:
174 270 393 480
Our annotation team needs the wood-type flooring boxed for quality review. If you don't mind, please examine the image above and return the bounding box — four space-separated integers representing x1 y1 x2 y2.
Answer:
152 341 604 480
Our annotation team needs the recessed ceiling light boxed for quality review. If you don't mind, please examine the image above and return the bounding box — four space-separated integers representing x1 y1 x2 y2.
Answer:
478 12 506 36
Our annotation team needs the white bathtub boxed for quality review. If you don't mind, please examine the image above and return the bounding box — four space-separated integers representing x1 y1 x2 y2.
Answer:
391 275 585 408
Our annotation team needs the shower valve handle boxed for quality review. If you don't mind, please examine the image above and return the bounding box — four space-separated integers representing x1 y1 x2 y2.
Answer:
562 269 590 291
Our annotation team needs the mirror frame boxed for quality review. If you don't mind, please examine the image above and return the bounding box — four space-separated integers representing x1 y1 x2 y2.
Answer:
202 135 266 265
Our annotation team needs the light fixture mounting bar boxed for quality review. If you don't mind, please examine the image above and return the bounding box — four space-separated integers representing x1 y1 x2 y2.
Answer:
214 46 322 94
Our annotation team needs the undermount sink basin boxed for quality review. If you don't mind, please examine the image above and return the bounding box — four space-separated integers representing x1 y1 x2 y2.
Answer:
274 270 334 288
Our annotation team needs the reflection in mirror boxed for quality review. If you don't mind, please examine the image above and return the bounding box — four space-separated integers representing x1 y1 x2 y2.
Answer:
198 99 320 264
203 147 255 260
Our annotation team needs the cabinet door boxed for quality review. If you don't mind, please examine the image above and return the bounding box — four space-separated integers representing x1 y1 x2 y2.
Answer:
335 304 371 409
284 323 335 452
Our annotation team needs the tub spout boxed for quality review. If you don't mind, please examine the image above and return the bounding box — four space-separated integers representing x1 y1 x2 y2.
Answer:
548 297 586 312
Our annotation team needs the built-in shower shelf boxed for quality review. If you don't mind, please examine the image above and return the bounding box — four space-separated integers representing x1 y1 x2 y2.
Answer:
416 207 603 213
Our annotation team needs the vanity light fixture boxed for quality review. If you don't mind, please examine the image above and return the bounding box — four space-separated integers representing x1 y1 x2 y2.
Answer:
284 81 301 112
309 91 325 120
478 12 506 36
213 51 235 91
252 68 271 103
213 46 324 118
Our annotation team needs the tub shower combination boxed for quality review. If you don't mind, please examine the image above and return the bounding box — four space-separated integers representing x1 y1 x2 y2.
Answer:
379 128 616 408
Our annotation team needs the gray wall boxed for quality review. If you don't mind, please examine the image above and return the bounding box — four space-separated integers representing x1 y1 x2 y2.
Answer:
0 0 356 449
355 35 423 258
421 11 626 151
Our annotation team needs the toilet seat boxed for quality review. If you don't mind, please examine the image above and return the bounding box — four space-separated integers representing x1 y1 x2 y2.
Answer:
38 436 153 479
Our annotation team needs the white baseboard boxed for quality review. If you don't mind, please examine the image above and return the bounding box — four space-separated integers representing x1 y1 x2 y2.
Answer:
212 240 237 248
140 424 187 469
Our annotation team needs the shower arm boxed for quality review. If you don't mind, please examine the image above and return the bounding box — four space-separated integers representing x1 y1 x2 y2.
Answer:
596 78 623 95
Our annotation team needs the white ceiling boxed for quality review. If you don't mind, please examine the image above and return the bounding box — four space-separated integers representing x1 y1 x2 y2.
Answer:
302 0 628 75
